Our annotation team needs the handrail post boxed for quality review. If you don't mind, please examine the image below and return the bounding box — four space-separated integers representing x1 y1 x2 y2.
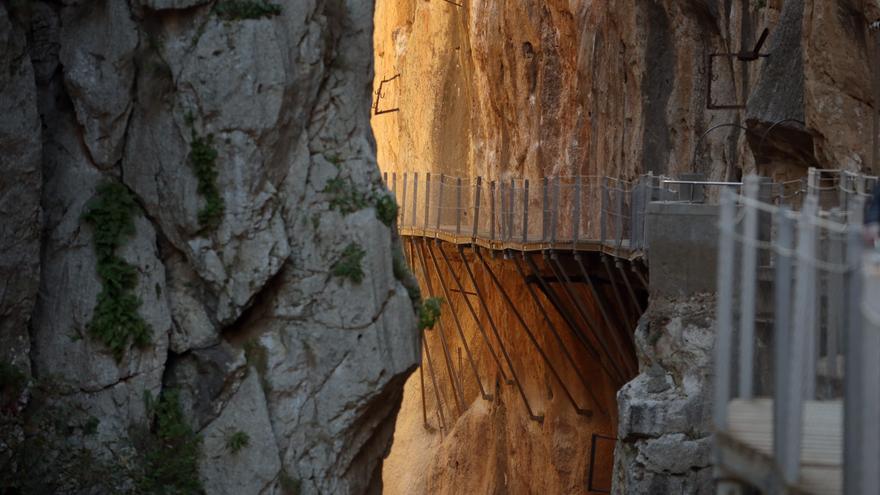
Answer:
411 172 418 227
472 177 482 240
738 176 760 399
573 175 582 248
807 167 818 198
436 174 444 231
522 179 530 243
490 180 496 240
601 177 609 245
713 188 737 431
424 172 431 228
782 195 818 484
500 180 507 241
455 177 462 235
509 178 516 241
773 207 795 466
542 177 549 242
551 176 560 246
401 172 408 226
615 183 624 248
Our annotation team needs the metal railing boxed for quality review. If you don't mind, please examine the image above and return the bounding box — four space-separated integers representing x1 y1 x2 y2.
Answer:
713 175 879 493
381 168 878 256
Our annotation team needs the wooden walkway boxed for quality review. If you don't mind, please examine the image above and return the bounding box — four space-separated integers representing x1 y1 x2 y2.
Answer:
716 399 842 495
398 225 641 261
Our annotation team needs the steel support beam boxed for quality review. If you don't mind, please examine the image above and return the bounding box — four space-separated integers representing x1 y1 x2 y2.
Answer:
548 253 629 384
458 245 544 423
475 248 584 417
437 243 512 384
426 241 493 401
413 239 466 415
512 254 609 417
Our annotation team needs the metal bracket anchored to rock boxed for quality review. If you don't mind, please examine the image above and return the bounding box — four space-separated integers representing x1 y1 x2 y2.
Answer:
706 28 771 109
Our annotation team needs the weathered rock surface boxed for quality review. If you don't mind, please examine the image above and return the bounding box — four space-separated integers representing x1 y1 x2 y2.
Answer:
613 296 717 494
1 0 418 493
375 0 880 181
0 6 42 373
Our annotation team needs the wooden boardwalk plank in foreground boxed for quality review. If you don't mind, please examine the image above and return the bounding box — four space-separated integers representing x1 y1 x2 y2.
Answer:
717 398 842 495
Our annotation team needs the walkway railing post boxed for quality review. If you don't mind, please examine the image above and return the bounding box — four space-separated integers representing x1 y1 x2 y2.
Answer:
615 183 624 248
844 220 867 494
509 178 516 241
781 195 818 484
522 179 530 243
424 172 431 229
498 180 506 241
542 177 549 242
455 177 462 235
738 176 760 399
490 180 496 240
436 174 444 231
601 177 609 245
401 172 408 226
713 187 737 431
573 175 582 247
411 172 418 227
551 176 560 246
472 177 482 240
772 207 794 466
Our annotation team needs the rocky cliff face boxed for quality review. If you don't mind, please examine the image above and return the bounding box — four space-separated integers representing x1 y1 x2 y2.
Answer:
0 1 418 493
375 0 880 182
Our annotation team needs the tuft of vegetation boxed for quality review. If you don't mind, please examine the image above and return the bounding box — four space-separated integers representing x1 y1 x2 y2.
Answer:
83 182 152 361
331 243 366 284
374 193 398 226
418 297 444 331
214 0 282 20
189 132 224 231
225 430 250 454
323 177 370 215
137 390 203 494
279 470 302 495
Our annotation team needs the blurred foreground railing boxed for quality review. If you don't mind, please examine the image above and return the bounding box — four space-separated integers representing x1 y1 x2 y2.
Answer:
713 175 878 494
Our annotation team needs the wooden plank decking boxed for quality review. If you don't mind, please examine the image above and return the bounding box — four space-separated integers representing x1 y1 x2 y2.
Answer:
717 399 842 495
398 226 641 261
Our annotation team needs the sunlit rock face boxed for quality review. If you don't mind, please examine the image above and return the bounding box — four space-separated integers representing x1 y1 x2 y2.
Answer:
374 0 878 493
375 0 879 183
1 1 418 493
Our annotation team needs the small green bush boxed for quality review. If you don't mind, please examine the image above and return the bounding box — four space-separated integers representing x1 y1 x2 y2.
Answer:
418 297 444 330
332 243 366 284
83 183 152 361
323 177 369 214
138 390 203 493
374 193 398 226
225 430 250 454
189 132 224 231
214 1 282 20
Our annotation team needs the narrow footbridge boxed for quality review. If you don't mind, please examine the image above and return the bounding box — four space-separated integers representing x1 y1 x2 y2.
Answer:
383 171 665 427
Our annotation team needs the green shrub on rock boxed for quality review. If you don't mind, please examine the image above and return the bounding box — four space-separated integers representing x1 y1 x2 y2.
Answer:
332 243 366 284
83 182 152 361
